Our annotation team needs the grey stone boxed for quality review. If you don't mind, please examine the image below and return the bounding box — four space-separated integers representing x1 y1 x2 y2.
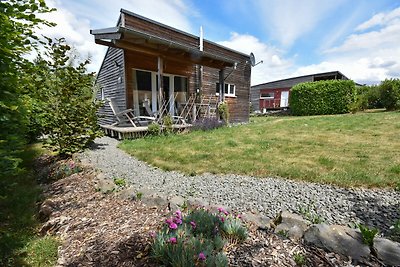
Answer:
274 211 311 241
39 199 57 219
141 193 169 208
242 212 273 230
373 237 400 266
116 187 136 200
186 197 208 209
94 173 116 193
169 195 185 211
304 224 370 261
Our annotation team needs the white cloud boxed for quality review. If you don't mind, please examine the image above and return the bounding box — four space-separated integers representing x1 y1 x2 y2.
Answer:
356 7 400 31
218 32 294 85
256 0 346 47
316 6 400 84
34 0 195 72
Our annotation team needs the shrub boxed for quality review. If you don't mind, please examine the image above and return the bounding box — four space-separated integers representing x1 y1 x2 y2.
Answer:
290 80 356 116
148 122 161 136
358 224 378 247
380 78 400 111
218 101 229 123
27 38 103 156
151 208 247 267
162 115 174 135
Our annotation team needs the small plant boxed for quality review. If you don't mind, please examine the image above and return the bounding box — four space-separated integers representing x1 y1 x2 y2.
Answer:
136 191 143 200
293 252 306 266
52 160 82 180
162 114 174 135
277 229 289 238
358 224 378 247
151 207 247 266
297 202 324 224
218 101 229 123
148 122 161 136
113 177 126 187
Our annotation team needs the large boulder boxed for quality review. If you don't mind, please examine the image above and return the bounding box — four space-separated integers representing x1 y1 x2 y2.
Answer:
274 211 311 241
304 224 370 261
242 212 273 230
373 237 400 266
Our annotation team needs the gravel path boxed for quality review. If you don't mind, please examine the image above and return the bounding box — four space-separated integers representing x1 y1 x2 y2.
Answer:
80 137 400 234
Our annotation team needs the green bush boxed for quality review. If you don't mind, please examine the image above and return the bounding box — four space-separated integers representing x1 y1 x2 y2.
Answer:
148 122 161 136
289 80 356 116
380 78 400 111
26 38 103 156
218 101 229 123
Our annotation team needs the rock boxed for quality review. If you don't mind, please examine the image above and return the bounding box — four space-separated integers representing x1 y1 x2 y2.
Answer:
304 224 370 261
373 237 400 266
141 193 169 208
242 212 273 230
274 211 311 241
39 199 57 220
116 187 136 200
186 197 208 209
94 173 116 193
40 216 71 234
169 195 185 211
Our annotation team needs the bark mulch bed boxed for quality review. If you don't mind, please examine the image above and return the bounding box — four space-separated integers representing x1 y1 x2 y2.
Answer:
37 156 382 267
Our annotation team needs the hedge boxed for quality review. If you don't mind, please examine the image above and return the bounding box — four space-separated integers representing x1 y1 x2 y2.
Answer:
380 78 400 111
289 80 356 116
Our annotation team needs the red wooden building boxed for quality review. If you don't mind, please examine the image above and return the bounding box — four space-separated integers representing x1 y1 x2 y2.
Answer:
250 71 349 112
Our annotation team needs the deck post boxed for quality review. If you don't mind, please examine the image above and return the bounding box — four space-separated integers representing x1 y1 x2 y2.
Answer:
219 68 225 102
157 56 164 110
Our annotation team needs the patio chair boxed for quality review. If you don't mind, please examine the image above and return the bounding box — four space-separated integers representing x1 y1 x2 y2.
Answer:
107 97 155 127
143 99 186 125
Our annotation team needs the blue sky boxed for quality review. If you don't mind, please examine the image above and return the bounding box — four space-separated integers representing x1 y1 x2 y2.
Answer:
38 0 400 85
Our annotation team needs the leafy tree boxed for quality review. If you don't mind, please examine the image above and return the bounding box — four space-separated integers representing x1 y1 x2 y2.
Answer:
26 38 103 156
0 0 54 175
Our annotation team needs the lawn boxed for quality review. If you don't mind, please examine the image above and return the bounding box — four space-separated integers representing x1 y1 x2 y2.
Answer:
119 110 400 188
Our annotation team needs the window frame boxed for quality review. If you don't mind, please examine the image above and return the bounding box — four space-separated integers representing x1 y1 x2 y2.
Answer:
260 92 275 99
215 82 236 97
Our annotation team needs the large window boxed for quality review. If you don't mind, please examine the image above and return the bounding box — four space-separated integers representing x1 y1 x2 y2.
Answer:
215 82 236 97
132 69 188 116
260 92 274 99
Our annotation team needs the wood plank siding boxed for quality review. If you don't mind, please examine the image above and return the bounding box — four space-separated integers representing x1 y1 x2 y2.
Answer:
95 47 126 125
92 9 251 124
251 71 349 112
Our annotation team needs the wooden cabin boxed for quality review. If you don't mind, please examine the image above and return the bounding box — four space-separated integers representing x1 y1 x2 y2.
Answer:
91 9 251 128
250 71 349 112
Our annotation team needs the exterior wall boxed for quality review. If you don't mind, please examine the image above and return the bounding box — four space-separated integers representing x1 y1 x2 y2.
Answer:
95 47 126 125
259 88 290 109
251 76 313 112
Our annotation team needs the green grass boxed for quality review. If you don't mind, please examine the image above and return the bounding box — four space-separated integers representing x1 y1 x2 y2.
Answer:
119 111 400 188
0 144 59 266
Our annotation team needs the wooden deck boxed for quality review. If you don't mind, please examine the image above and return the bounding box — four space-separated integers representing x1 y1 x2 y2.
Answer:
100 124 192 139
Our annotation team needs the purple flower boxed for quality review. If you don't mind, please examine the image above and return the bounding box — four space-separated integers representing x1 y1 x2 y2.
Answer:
190 221 196 229
149 231 156 238
169 237 177 244
175 210 182 218
173 217 182 225
165 218 173 225
198 252 206 261
169 222 178 229
217 207 224 213
69 162 75 169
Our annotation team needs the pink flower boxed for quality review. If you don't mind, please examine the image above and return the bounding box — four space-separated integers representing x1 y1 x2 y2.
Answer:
219 216 225 223
198 252 206 261
169 237 177 244
169 222 178 229
173 217 182 225
149 231 156 238
166 218 173 225
175 210 182 218
190 221 196 229
217 207 224 213
237 214 242 219
218 207 229 215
